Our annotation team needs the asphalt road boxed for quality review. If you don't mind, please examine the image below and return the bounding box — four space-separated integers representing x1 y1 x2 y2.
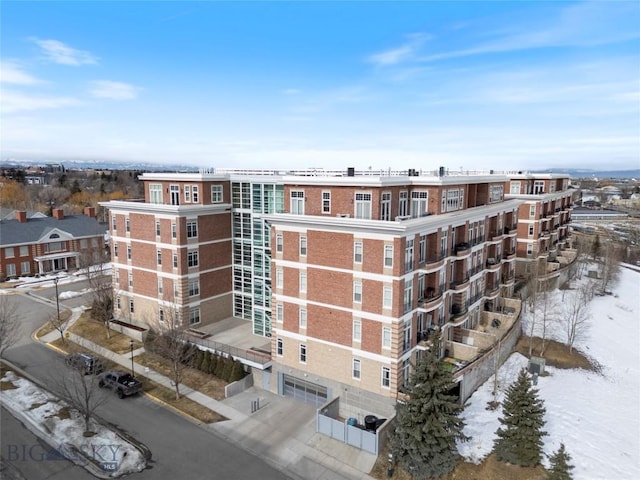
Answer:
1 288 292 480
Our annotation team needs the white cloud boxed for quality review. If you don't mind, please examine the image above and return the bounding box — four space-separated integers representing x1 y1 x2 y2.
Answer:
89 80 141 100
0 62 41 85
368 33 432 66
33 38 98 66
1 89 83 114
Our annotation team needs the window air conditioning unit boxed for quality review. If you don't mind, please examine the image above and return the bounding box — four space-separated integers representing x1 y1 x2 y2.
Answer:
395 215 412 221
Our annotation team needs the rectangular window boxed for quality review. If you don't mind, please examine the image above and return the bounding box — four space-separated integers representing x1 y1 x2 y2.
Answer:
171 223 177 239
6 264 16 277
299 308 307 329
527 244 534 255
276 268 283 288
149 184 163 204
156 249 162 265
21 261 30 274
399 191 408 217
384 245 393 268
354 242 363 263
382 326 392 349
80 238 88 249
510 181 521 194
19 246 29 257
353 281 362 303
529 205 536 218
404 279 413 313
276 304 283 323
211 185 223 203
381 192 391 221
116 296 121 309
353 319 362 342
419 235 426 264
490 185 504 203
155 221 161 237
187 250 199 267
127 245 132 260
276 338 283 356
189 307 200 325
114 269 119 285
158 278 163 295
322 191 331 214
534 181 545 194
354 192 372 219
528 225 534 236
189 278 200 296
129 300 135 314
405 239 414 272
184 185 191 203
299 236 307 256
383 286 392 309
299 271 307 292
128 272 133 287
411 191 428 218
111 214 117 230
113 243 118 257
159 308 164 323
276 233 283 253
382 367 390 388
173 252 178 268
192 186 199 203
290 190 304 215
187 221 198 238
299 344 307 363
352 358 361 380
125 218 130 232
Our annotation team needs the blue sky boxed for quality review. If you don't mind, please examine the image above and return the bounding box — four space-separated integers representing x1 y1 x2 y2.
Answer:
1 1 639 171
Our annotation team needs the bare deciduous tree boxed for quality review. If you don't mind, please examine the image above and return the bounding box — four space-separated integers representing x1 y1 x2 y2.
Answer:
56 359 110 434
0 295 21 358
146 302 196 400
561 283 592 353
525 259 542 357
80 250 113 339
536 281 560 357
599 241 620 293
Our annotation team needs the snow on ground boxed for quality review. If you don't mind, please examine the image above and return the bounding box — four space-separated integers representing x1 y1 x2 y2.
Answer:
0 370 146 476
458 266 640 480
59 288 90 300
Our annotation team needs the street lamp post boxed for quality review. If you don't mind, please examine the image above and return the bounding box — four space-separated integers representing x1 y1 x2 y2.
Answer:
130 339 135 377
53 277 61 326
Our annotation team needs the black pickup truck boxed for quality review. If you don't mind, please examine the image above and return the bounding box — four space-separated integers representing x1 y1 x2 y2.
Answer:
98 371 143 398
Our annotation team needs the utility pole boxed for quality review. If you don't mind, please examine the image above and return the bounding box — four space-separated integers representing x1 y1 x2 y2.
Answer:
130 339 135 377
53 276 61 327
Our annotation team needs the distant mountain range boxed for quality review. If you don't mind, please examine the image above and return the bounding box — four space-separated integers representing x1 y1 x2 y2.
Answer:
2 158 638 179
531 168 640 179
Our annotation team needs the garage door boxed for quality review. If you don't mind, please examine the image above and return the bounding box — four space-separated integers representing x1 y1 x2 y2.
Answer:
283 374 327 407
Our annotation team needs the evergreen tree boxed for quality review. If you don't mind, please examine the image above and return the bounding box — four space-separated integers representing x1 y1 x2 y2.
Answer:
494 369 547 467
547 443 574 480
222 357 234 381
200 350 211 373
209 354 219 375
391 335 468 479
229 360 245 382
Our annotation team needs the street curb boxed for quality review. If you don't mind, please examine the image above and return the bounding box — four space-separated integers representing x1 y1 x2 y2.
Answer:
141 391 206 426
0 358 151 478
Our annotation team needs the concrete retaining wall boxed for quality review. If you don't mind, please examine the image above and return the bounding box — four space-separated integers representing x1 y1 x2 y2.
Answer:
225 374 253 398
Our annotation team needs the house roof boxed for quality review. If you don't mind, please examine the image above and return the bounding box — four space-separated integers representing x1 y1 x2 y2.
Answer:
0 215 107 247
0 208 46 221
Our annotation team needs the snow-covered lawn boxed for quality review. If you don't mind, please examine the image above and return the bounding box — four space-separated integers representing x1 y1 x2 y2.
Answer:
0 370 146 478
458 267 640 480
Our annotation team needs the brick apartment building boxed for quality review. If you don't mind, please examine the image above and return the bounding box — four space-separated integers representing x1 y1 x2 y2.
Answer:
505 174 576 282
102 168 573 415
0 207 106 280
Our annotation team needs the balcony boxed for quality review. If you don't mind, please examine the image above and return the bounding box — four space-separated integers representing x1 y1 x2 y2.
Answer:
418 285 445 309
487 232 503 244
454 242 471 256
486 258 501 271
470 235 485 247
450 301 469 319
450 276 470 291
503 226 517 237
501 272 515 285
425 251 447 268
502 250 517 261
541 230 551 238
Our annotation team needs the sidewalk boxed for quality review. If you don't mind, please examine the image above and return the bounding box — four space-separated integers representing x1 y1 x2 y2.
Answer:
38 320 377 480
